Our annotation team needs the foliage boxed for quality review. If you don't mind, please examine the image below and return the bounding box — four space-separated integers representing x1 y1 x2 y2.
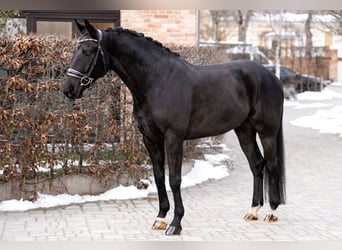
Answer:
0 10 20 33
0 34 225 189
0 34 149 185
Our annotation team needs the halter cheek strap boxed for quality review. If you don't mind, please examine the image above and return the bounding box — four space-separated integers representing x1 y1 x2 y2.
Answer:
66 29 106 87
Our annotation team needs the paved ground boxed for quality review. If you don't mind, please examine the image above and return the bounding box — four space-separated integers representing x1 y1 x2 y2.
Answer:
1 85 342 241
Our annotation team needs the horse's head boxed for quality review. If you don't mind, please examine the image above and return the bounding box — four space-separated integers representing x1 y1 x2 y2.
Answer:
63 20 108 99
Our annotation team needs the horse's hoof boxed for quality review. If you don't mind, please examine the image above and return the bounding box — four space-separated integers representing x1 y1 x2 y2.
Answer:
243 213 258 221
165 225 182 235
151 218 168 230
264 214 278 222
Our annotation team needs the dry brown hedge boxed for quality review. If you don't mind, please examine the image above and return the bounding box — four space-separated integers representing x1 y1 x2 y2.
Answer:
0 34 226 188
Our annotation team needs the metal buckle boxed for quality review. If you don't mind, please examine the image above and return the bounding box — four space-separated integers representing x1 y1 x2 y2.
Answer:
80 76 94 86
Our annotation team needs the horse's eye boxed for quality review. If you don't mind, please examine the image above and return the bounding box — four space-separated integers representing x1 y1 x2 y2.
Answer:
73 44 80 52
83 48 95 56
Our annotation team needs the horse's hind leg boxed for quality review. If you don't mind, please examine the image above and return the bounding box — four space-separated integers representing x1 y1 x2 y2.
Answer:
142 135 170 230
259 131 284 222
235 122 265 221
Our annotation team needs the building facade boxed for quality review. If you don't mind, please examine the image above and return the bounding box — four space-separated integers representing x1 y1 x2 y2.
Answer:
121 10 197 45
5 10 198 46
2 10 341 81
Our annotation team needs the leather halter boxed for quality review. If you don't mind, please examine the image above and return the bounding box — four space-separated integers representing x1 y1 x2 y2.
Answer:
66 30 106 86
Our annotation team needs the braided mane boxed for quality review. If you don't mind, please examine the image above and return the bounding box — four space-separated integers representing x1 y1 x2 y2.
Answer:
105 27 180 57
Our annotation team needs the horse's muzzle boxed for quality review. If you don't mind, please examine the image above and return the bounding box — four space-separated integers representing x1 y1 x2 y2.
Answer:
63 81 81 99
63 87 75 99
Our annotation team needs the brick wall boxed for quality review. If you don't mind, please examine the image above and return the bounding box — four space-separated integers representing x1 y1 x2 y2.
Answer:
328 49 338 81
121 10 197 45
280 50 338 81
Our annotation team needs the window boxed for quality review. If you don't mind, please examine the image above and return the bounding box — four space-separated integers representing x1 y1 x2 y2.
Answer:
22 11 120 39
36 21 72 38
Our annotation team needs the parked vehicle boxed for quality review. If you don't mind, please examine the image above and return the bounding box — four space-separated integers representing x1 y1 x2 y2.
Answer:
225 44 274 66
211 42 330 98
264 65 329 98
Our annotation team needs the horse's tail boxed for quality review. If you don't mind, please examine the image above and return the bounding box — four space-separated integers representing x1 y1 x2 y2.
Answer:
276 120 286 204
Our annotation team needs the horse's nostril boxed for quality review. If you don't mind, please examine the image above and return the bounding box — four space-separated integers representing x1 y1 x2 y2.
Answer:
63 87 74 99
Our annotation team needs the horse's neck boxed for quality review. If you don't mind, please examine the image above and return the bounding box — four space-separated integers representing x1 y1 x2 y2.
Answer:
106 34 170 104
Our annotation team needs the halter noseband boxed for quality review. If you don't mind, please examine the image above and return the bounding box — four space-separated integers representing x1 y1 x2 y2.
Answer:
66 29 106 87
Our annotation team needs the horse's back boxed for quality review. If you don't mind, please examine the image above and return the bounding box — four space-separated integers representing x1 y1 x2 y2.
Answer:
211 60 284 110
185 60 283 139
194 60 283 97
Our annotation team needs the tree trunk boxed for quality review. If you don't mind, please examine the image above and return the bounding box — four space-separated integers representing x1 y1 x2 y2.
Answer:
305 12 313 58
234 10 253 43
238 25 247 42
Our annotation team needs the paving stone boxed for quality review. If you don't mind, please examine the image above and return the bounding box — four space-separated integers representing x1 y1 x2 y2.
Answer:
1 85 342 241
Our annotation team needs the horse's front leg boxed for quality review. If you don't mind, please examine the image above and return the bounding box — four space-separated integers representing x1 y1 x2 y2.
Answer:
142 135 170 230
164 132 184 235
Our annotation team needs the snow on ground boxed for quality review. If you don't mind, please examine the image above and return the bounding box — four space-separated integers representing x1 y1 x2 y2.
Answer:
292 102 333 110
291 105 342 137
2 86 342 212
296 88 342 101
0 152 230 212
331 82 342 87
288 87 342 137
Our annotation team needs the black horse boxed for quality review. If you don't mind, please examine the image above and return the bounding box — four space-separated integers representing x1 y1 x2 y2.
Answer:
63 20 286 235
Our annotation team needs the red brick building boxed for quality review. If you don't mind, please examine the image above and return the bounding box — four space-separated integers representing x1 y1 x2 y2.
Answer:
121 10 197 45
21 10 198 46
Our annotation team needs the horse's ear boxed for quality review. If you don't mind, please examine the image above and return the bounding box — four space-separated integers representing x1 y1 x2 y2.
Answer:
84 19 98 39
74 19 85 33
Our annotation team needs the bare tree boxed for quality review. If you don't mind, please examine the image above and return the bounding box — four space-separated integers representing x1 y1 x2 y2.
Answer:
319 10 342 35
233 10 254 43
305 11 313 57
209 10 254 43
209 10 231 41
265 10 288 78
